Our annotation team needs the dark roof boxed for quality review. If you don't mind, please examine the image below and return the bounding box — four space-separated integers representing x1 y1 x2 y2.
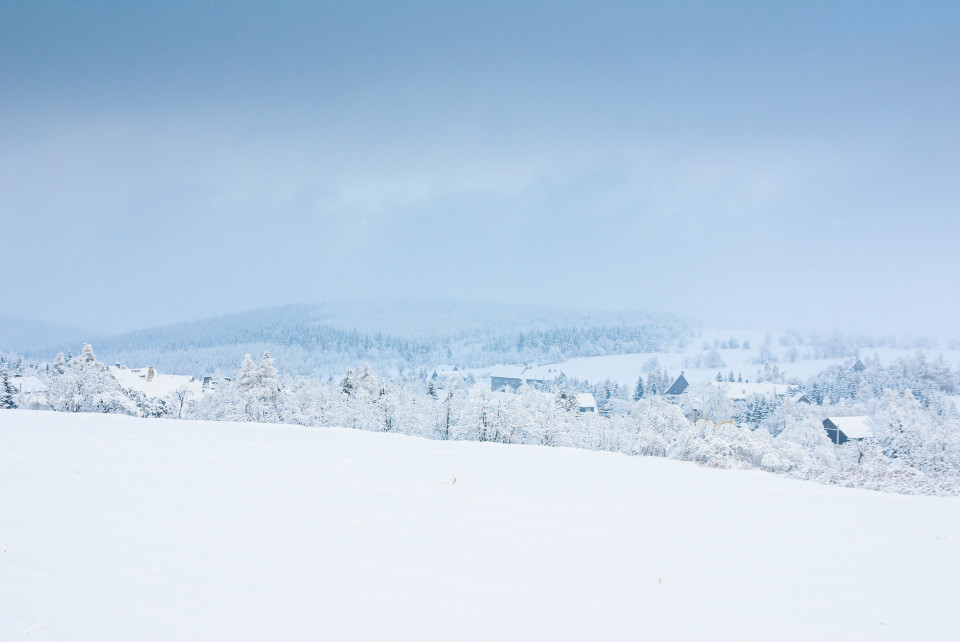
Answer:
665 373 689 395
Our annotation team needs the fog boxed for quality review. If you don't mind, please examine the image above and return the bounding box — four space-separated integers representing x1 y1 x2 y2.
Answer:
3 2 958 336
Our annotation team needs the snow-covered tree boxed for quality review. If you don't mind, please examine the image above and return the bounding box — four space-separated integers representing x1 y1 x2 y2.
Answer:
680 382 733 422
633 375 645 401
42 345 134 414
0 368 17 409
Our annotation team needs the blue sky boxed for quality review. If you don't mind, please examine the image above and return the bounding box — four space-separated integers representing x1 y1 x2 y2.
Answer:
2 1 959 335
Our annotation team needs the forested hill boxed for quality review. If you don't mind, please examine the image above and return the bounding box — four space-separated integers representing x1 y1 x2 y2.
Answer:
12 300 695 378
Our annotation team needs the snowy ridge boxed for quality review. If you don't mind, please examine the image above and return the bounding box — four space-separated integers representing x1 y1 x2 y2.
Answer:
13 300 693 378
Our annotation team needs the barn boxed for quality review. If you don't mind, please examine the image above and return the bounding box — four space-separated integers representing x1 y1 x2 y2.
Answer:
823 416 874 445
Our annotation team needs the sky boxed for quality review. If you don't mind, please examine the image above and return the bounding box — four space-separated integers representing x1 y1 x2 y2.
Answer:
2 1 959 337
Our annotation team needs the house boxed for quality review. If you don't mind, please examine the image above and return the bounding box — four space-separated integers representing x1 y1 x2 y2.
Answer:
110 365 202 398
11 375 47 409
717 381 793 401
577 393 597 413
431 366 464 384
522 364 565 384
11 375 45 395
790 391 812 404
489 366 528 391
664 373 689 395
115 364 157 382
488 365 564 392
823 416 874 445
202 375 232 392
852 358 866 372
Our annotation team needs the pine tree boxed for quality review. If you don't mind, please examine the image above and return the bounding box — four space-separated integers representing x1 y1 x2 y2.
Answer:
341 368 355 396
258 352 279 390
51 352 66 375
0 369 17 409
633 376 645 401
236 354 259 391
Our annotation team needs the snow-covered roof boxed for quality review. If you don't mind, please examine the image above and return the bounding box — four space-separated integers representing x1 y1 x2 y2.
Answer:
12 376 45 394
718 382 792 400
825 416 874 440
487 365 528 379
521 365 565 381
109 366 202 398
791 391 810 403
577 393 596 409
486 365 564 382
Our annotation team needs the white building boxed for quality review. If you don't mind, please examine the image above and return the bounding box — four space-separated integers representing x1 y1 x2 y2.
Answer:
576 393 597 413
109 366 203 398
823 416 874 445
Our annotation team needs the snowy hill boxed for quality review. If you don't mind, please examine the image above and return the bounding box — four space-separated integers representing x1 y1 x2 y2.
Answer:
2 410 958 640
473 326 960 391
12 299 694 378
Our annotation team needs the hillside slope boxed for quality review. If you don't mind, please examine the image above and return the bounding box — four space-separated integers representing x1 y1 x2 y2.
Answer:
12 299 692 377
2 410 958 640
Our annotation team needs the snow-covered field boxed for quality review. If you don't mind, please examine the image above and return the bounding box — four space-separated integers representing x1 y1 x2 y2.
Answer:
468 328 960 388
2 410 959 641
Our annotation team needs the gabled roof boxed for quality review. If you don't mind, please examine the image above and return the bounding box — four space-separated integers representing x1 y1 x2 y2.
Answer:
825 416 874 439
521 365 565 382
791 391 811 404
576 393 597 409
432 367 463 380
664 373 689 395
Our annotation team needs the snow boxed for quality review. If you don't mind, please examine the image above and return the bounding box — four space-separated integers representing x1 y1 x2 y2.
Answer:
484 364 565 382
826 415 875 439
473 329 960 389
431 366 463 382
717 381 793 400
576 392 596 410
11 375 44 393
520 364 566 381
3 409 960 640
108 365 202 398
486 364 527 379
946 395 960 413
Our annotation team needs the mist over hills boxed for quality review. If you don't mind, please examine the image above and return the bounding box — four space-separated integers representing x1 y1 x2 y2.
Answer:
4 299 695 378
0 317 91 355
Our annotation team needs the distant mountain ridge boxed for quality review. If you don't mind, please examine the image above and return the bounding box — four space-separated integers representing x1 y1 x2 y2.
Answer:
8 299 694 378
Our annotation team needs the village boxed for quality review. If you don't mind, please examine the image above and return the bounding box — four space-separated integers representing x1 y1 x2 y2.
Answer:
6 352 885 447
426 359 874 444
